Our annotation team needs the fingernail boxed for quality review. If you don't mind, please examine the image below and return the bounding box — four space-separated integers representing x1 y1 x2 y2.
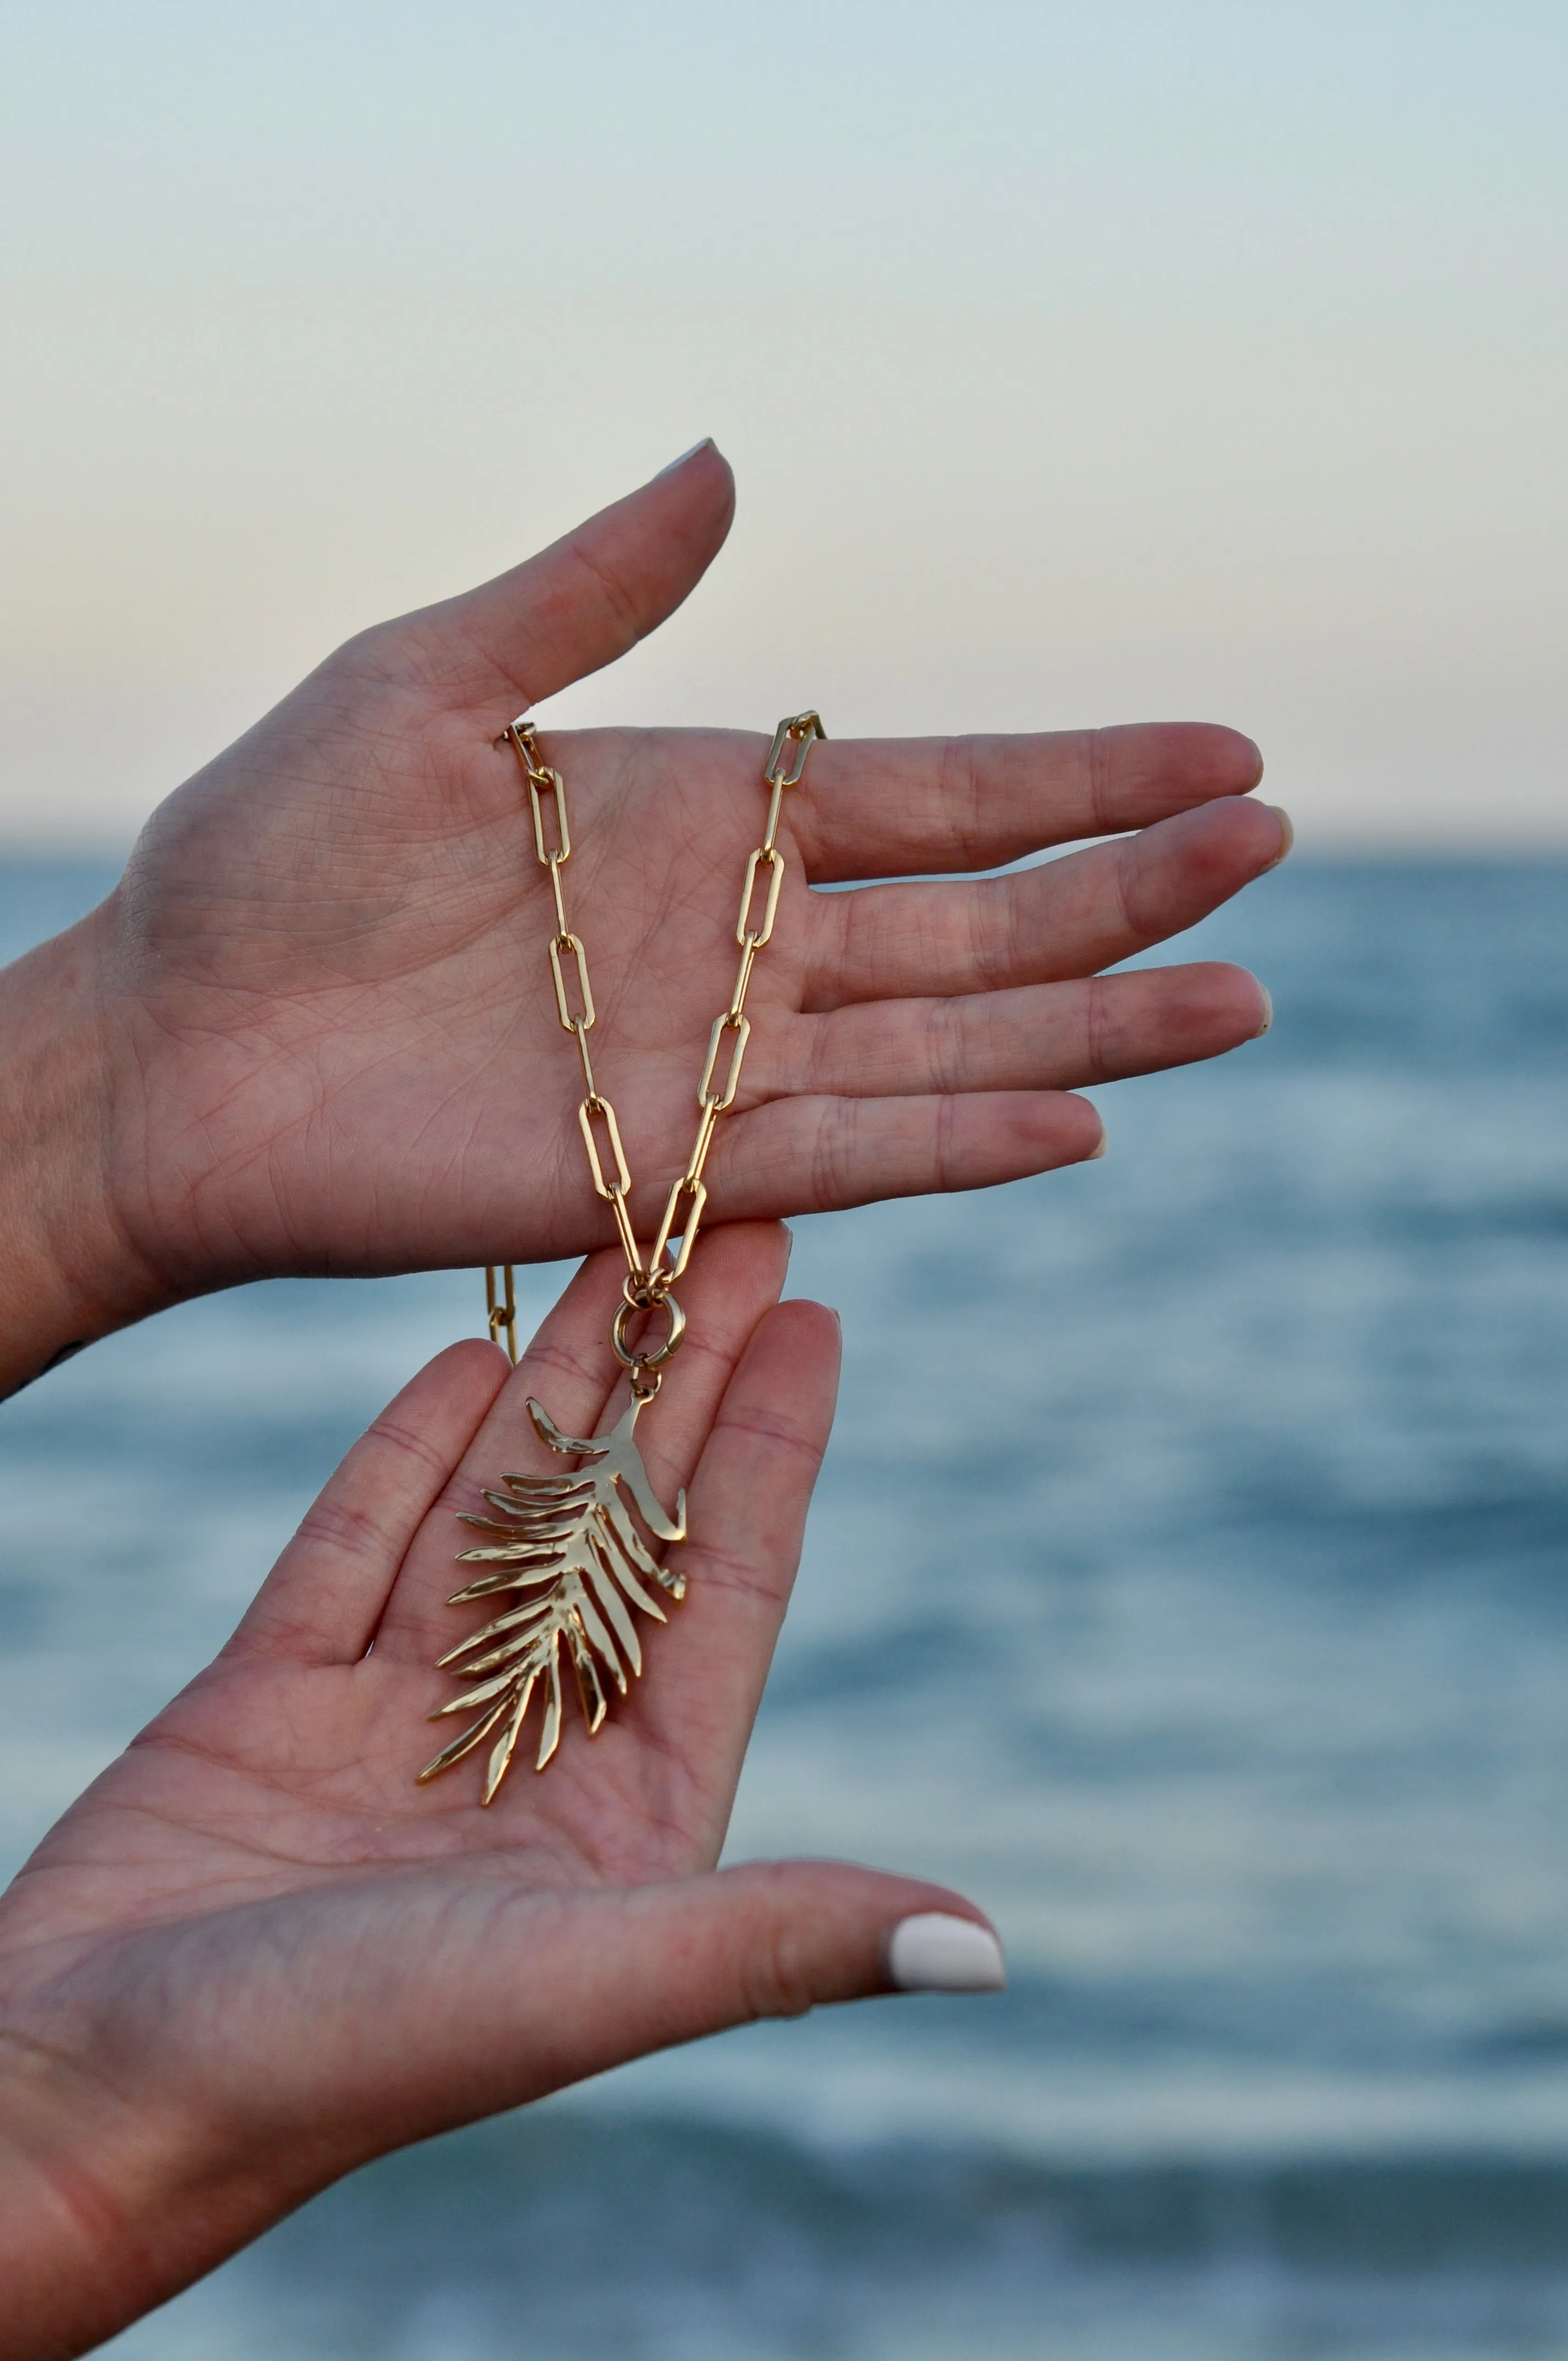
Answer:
888 1913 1006 1993
1087 1122 1108 1161
1254 983 1273 1037
655 437 716 478
1262 804 1293 868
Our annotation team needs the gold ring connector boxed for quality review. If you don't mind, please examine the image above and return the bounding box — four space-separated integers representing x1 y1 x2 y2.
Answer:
611 1290 686 1373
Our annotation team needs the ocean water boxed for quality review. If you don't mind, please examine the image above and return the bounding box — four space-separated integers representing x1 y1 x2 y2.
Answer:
4 852 1568 2358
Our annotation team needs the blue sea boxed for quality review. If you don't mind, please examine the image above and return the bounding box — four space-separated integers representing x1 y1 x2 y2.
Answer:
5 852 1568 2360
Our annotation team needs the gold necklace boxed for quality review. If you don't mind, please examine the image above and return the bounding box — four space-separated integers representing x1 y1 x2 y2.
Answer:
418 712 825 1802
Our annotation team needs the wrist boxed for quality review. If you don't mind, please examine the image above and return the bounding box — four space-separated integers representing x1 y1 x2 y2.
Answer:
0 2028 129 2358
0 2013 215 2359
0 907 169 1397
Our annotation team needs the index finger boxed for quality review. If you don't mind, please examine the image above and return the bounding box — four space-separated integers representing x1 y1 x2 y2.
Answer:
792 722 1263 882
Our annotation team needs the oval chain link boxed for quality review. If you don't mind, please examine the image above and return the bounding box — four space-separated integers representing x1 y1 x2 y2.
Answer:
484 711 825 1381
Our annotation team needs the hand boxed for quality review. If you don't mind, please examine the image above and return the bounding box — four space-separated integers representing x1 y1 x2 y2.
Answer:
0 1225 995 2358
0 442 1281 1389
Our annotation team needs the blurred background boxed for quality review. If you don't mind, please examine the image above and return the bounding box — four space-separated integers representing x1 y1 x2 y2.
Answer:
2 4 1567 2356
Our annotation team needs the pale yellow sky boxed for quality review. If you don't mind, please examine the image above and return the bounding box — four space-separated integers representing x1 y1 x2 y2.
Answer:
1 1 1564 846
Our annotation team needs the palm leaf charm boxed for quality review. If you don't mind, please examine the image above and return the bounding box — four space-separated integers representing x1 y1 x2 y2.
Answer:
417 1395 687 1803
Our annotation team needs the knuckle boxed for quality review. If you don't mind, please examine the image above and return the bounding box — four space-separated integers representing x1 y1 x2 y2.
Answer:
934 1092 960 1193
567 536 645 645
936 737 988 866
739 1922 818 2022
809 1098 856 1210
1112 833 1143 940
1087 727 1113 832
293 1496 384 1562
715 1403 824 1465
1083 976 1114 1082
965 872 1028 993
369 1413 449 1484
929 996 968 1093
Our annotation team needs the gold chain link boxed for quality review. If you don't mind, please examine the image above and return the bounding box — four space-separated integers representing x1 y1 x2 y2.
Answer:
483 1261 518 1363
484 711 825 1388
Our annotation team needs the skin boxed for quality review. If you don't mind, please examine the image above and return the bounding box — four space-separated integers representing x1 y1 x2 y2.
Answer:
0 1225 986 2358
0 441 1282 1399
0 443 1284 2349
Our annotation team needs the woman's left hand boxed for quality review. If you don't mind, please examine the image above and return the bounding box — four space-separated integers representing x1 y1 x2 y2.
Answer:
0 446 1280 1397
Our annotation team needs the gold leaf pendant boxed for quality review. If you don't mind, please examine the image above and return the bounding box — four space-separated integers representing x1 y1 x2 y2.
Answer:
417 1395 687 1803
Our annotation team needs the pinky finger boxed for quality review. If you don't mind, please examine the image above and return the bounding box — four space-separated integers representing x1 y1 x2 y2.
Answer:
224 1340 510 1667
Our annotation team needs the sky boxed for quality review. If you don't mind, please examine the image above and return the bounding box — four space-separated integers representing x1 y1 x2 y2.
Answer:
0 1 1563 847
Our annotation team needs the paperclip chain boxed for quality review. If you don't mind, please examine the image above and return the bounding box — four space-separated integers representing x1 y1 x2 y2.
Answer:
484 712 825 1391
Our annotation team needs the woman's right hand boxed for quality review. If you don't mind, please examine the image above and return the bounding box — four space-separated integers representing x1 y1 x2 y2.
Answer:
0 1223 1003 2359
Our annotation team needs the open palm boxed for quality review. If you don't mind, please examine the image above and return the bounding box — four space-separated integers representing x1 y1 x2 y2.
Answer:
0 1226 972 2357
89 443 1278 1320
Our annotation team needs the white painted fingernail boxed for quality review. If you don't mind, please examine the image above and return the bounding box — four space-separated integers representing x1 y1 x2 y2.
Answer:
888 1913 1006 1993
655 438 715 477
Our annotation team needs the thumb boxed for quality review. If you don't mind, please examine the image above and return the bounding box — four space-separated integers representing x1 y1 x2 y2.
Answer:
283 1860 1006 2162
406 439 735 724
509 1862 1009 2088
42 1862 1003 2330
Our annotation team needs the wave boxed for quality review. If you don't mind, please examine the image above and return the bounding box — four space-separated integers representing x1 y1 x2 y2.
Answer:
114 2108 1568 2361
